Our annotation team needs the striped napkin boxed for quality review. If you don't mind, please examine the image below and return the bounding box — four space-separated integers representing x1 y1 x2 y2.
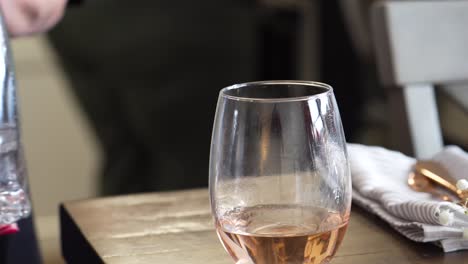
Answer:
348 144 468 252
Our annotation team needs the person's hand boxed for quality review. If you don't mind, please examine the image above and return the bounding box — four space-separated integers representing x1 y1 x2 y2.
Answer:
0 0 67 37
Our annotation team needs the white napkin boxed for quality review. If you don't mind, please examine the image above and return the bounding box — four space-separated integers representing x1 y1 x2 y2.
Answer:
348 144 468 252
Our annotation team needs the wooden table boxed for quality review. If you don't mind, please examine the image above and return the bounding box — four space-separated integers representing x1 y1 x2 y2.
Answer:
60 189 468 263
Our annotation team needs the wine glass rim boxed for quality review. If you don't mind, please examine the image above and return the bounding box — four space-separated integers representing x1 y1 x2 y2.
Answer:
220 80 333 102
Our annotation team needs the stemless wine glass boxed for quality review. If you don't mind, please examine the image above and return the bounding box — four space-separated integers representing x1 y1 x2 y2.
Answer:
209 81 351 264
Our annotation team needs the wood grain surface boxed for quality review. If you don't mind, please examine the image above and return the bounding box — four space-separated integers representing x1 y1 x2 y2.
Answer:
61 189 468 263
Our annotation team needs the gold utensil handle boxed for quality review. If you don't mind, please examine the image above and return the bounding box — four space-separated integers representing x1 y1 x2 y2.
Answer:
415 161 465 199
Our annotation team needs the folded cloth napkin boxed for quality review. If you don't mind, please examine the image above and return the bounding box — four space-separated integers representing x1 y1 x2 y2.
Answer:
348 144 468 252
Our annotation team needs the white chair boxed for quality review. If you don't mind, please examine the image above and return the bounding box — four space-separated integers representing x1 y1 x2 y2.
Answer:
371 0 468 159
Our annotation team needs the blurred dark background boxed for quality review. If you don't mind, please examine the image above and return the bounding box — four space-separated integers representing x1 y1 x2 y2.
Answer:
46 0 367 196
